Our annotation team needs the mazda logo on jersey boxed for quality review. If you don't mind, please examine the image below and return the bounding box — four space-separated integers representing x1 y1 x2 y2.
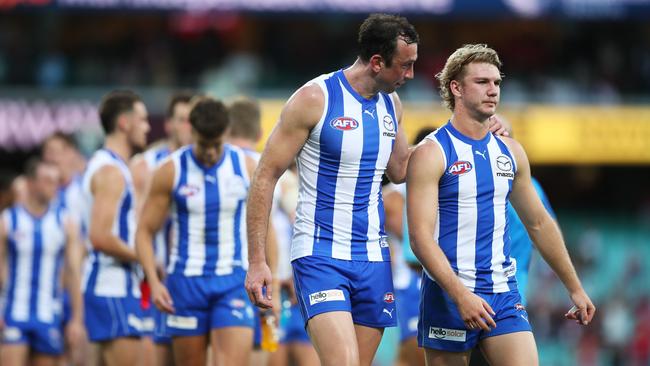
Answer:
383 115 395 131
448 161 473 176
330 117 359 131
496 155 512 171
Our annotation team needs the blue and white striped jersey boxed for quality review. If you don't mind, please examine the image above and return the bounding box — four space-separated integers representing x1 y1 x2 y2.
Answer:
1 204 67 324
167 144 250 277
142 144 172 268
292 70 397 262
81 149 140 298
427 122 518 293
57 174 85 232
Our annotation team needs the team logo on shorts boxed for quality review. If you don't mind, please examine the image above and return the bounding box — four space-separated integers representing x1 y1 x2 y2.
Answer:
383 292 395 304
230 299 247 309
330 117 359 131
515 303 526 311
428 327 467 342
309 289 345 305
448 161 473 176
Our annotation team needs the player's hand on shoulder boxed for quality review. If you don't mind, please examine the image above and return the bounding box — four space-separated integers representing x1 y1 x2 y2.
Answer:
488 114 511 137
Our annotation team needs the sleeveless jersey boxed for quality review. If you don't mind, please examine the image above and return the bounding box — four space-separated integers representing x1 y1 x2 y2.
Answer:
81 149 140 298
292 69 397 262
2 204 67 324
167 144 250 277
427 122 518 293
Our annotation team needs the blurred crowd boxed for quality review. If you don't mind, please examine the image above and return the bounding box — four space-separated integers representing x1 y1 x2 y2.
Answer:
1 13 650 104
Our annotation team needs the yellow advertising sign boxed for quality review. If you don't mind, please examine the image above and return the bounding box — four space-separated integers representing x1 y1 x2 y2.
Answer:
258 100 650 165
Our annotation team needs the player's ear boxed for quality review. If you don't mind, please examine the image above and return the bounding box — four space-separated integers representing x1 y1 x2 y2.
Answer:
369 54 384 73
116 112 131 132
450 79 462 98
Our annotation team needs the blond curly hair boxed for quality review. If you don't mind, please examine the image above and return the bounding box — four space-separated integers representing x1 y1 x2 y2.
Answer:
435 44 503 111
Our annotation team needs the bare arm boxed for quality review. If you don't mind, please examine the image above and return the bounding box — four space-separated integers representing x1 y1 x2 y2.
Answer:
64 218 83 323
245 83 323 307
385 93 412 184
89 166 138 262
506 138 595 325
135 160 175 312
407 141 496 331
129 154 151 217
63 217 86 345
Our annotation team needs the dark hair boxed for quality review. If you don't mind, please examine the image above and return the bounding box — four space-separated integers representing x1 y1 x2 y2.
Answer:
358 13 419 67
42 132 78 151
413 127 436 145
23 157 51 179
166 91 194 119
228 97 261 140
189 97 230 139
98 90 142 134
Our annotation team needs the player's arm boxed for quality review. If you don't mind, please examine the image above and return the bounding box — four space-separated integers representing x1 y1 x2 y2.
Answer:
407 141 496 331
386 93 412 184
63 217 86 345
382 186 404 239
506 138 595 325
89 166 138 262
135 160 175 313
246 155 281 315
246 83 323 308
129 154 151 217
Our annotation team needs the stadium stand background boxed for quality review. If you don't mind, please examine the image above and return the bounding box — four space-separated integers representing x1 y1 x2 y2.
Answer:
1 2 649 365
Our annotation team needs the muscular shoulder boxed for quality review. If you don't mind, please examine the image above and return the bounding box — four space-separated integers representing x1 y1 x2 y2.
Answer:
495 135 526 163
89 165 126 202
282 82 325 130
412 139 444 163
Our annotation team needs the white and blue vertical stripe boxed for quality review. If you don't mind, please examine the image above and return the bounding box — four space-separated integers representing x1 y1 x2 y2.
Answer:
1 204 66 324
167 144 249 277
81 149 140 298
292 69 397 262
426 122 518 293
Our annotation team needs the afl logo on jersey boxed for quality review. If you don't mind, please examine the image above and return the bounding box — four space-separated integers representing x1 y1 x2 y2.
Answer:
330 117 359 131
448 161 473 176
178 184 200 197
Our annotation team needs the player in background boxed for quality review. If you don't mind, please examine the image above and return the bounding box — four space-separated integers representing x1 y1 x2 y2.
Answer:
82 90 150 366
0 158 85 366
267 163 319 366
407 44 594 366
381 127 436 366
42 132 90 366
226 96 283 366
136 97 256 366
130 92 194 366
